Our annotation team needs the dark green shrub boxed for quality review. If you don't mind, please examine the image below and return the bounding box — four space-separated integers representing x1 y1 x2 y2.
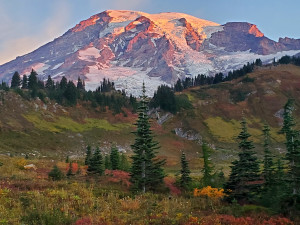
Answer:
48 165 64 181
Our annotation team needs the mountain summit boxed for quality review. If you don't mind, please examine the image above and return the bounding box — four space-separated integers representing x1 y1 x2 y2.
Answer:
1 10 300 95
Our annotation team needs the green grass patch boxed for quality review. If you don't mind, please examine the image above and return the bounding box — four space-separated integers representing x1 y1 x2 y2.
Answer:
23 113 132 133
204 117 283 143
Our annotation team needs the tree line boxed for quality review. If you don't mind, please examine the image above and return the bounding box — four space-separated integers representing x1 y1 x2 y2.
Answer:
2 69 138 115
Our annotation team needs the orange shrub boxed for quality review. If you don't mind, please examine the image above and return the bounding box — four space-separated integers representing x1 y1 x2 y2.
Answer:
65 162 79 173
193 186 226 199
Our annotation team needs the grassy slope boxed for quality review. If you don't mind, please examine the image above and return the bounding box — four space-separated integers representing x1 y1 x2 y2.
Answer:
1 64 300 172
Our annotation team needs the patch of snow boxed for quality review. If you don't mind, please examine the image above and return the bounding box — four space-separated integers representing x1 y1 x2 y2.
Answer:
132 21 142 25
78 47 100 62
216 49 300 73
52 72 64 79
31 63 50 75
202 25 224 39
84 62 168 96
99 21 131 38
150 38 156 47
52 62 64 70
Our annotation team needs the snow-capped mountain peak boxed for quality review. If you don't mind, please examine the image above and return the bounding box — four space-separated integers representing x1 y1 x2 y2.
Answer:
1 10 300 96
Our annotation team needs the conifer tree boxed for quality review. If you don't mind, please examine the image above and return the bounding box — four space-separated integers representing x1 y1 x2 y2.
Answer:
45 75 54 90
225 118 261 202
28 69 38 90
179 152 191 190
110 146 120 170
104 155 111 170
77 77 84 90
280 99 300 198
22 75 28 89
201 142 214 186
130 83 165 193
64 81 78 105
48 165 64 181
59 76 68 90
85 145 92 165
11 71 21 88
262 124 274 188
87 147 103 175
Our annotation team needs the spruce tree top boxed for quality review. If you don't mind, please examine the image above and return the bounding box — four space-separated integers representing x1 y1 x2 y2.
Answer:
238 118 255 150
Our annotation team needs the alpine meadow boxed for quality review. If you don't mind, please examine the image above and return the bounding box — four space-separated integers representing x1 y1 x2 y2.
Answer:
1 5 300 225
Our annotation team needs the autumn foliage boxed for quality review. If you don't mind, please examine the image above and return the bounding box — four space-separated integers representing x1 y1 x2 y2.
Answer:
193 186 226 199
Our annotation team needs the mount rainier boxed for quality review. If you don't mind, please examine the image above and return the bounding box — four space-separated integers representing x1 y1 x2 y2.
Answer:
1 10 300 96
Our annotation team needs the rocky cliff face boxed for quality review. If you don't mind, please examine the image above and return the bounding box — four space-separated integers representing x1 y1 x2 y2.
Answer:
0 10 300 96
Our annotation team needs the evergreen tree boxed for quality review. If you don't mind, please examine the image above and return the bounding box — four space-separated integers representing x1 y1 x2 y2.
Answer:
179 152 191 190
28 69 38 90
22 75 28 89
64 81 78 105
110 146 120 170
225 118 261 202
87 147 103 175
130 83 165 193
48 165 64 181
262 124 274 188
11 71 21 88
59 76 68 90
85 145 92 165
280 99 300 198
201 142 214 186
255 58 262 66
37 80 44 89
45 75 54 90
77 77 84 90
104 155 111 170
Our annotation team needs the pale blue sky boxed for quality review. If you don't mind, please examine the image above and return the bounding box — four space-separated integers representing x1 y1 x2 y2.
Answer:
0 0 299 65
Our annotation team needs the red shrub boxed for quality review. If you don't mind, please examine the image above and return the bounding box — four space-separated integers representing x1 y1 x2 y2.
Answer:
105 169 131 187
164 177 181 196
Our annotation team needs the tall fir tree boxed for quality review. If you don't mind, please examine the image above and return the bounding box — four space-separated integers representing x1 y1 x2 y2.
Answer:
59 76 68 90
11 71 21 88
262 124 274 188
201 142 214 186
77 77 84 90
225 118 261 202
280 99 300 198
28 69 38 90
110 146 120 170
22 75 28 89
179 152 191 190
45 75 54 90
104 155 111 170
87 147 103 175
64 81 78 105
130 83 165 193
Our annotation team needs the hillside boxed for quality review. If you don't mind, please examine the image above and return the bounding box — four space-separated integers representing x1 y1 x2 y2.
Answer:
0 64 300 173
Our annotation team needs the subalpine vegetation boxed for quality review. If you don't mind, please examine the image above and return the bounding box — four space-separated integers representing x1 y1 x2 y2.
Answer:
0 56 300 224
0 94 299 224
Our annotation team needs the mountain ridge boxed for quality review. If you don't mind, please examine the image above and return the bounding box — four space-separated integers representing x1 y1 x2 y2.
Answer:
1 10 300 96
